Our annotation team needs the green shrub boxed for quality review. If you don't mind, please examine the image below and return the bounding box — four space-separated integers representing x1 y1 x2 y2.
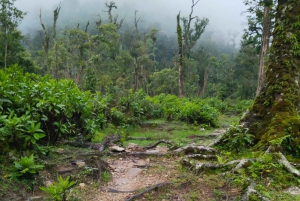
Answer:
40 175 76 201
9 154 44 180
179 100 219 127
0 66 105 151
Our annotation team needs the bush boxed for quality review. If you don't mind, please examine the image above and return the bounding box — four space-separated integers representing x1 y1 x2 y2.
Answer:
0 66 106 152
9 154 44 180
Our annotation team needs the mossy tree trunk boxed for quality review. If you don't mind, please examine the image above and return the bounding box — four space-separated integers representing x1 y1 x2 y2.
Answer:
241 0 300 153
177 13 184 98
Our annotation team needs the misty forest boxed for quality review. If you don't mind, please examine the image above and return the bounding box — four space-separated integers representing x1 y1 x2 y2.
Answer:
1 0 300 200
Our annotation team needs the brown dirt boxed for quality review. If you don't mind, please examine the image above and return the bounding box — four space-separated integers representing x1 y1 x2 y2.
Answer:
82 147 175 201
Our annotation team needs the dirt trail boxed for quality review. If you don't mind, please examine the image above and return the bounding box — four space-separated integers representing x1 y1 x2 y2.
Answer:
87 130 227 201
88 147 176 201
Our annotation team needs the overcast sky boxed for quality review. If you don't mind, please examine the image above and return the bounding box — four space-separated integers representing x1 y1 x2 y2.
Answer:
15 0 248 41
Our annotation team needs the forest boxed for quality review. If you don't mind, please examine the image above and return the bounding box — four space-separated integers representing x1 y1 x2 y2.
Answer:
1 0 300 200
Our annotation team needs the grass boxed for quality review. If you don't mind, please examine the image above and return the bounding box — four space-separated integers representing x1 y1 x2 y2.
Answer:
218 114 240 126
121 119 217 147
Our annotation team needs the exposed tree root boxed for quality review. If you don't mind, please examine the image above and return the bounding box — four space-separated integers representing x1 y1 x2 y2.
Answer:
102 188 136 193
277 152 300 177
124 182 171 201
186 134 219 139
241 179 270 201
182 158 255 174
183 154 217 160
142 140 173 150
173 144 217 154
133 164 152 168
64 134 120 152
207 130 227 147
231 159 253 172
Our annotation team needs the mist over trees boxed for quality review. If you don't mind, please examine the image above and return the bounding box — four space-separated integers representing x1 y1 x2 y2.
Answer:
7 0 258 100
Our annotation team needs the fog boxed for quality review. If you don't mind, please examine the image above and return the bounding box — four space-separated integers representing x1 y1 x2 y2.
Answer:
15 0 247 42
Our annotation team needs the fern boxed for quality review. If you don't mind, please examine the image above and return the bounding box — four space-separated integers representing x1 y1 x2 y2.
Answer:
269 135 291 146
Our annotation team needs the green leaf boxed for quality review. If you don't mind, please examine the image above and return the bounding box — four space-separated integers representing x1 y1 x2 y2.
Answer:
33 133 46 140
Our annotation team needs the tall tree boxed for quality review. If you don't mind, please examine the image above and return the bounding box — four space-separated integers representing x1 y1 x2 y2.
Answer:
176 0 209 97
241 0 300 153
176 13 183 98
0 0 26 68
243 0 276 95
39 6 61 75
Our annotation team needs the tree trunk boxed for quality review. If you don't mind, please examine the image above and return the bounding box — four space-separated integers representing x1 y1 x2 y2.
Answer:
177 13 183 98
4 42 7 68
241 0 300 152
133 58 138 92
201 68 208 97
256 4 272 95
54 43 58 80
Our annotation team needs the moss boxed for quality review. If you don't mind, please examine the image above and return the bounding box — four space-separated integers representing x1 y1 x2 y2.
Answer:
241 0 300 155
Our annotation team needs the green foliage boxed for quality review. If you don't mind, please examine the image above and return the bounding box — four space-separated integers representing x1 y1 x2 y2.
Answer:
0 0 35 71
8 154 44 180
0 66 106 152
146 94 219 127
40 175 76 201
220 124 255 152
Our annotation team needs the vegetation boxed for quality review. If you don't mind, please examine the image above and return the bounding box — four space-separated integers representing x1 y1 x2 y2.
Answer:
1 0 300 200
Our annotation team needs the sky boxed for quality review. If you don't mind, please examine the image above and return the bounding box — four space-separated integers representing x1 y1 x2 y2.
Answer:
14 0 248 41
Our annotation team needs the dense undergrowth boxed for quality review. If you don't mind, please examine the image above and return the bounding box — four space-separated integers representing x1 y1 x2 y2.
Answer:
0 66 255 200
0 66 251 155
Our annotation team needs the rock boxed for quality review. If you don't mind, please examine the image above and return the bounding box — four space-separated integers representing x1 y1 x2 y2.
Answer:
200 128 205 131
109 145 125 152
27 196 44 201
79 183 86 189
76 161 86 168
126 168 143 177
45 180 53 187
137 159 146 166
285 186 300 195
146 158 150 164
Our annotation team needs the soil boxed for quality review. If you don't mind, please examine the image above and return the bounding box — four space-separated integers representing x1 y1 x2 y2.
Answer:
90 147 174 201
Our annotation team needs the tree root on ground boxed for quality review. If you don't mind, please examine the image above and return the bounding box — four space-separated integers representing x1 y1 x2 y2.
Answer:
182 158 256 174
173 144 217 154
207 130 227 147
183 154 217 160
277 152 300 177
241 179 270 201
124 182 171 201
102 188 136 193
187 134 219 139
133 164 152 168
142 140 174 150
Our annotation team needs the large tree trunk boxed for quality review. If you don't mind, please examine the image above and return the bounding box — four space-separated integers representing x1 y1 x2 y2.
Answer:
241 0 300 152
256 4 272 95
